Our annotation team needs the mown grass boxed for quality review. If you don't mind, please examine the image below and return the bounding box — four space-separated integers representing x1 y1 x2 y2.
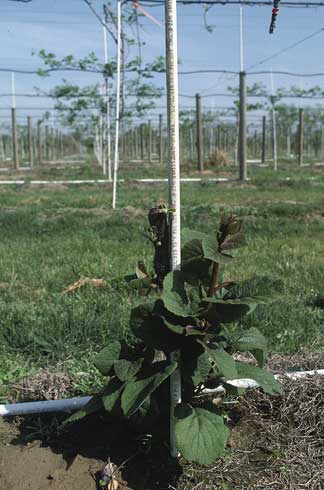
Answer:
0 160 323 397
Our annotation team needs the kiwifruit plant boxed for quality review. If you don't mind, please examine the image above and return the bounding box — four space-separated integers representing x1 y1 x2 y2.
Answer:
65 206 282 465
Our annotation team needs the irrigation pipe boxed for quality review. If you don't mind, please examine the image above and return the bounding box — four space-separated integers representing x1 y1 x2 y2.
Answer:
1 369 323 417
0 178 227 185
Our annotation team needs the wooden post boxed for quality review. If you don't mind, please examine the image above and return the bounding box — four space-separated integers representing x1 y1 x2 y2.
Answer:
37 120 42 165
298 108 304 166
272 106 278 171
287 127 291 157
134 126 139 160
140 123 145 161
27 116 33 167
11 108 19 170
148 120 152 163
159 114 163 163
50 128 55 161
253 130 257 157
195 93 204 171
239 71 247 181
261 116 266 164
60 133 63 158
0 129 4 163
45 125 49 161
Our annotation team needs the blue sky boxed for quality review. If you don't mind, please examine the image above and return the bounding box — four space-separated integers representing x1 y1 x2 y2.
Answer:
0 0 324 127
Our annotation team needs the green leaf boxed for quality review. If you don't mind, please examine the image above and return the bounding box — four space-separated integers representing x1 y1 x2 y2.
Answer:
235 362 282 395
62 394 103 426
202 343 237 379
191 350 211 386
161 317 184 334
114 358 144 381
181 338 210 387
235 327 267 351
181 228 208 245
235 327 267 367
203 297 255 323
94 341 121 376
161 271 200 317
202 235 233 264
102 377 125 412
175 405 230 464
130 302 181 352
182 238 204 266
121 362 177 417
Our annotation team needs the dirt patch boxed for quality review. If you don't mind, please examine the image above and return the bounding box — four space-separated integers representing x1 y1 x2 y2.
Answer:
0 440 105 490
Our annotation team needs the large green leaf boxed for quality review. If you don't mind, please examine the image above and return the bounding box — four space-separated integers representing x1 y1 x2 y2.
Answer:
181 238 212 286
102 377 125 412
181 228 209 245
202 235 233 264
182 238 204 266
235 327 267 351
175 404 230 464
62 394 103 426
121 362 177 417
234 327 267 366
94 341 121 376
235 362 282 395
161 271 200 317
202 342 237 379
203 297 256 323
114 358 144 381
161 317 184 334
191 350 211 386
130 302 181 352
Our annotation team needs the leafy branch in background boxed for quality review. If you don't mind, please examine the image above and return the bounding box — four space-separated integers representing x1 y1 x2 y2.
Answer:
64 208 283 465
34 49 164 129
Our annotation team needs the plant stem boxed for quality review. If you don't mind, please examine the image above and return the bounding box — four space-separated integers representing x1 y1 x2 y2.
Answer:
208 261 220 297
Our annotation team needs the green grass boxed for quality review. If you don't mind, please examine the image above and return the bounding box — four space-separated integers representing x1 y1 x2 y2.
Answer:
0 160 323 397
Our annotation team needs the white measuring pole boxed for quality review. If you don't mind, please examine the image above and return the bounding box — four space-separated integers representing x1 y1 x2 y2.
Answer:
103 17 112 181
165 0 181 458
112 0 121 209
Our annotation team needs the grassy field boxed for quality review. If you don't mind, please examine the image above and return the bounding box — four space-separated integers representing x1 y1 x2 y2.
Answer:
0 160 323 399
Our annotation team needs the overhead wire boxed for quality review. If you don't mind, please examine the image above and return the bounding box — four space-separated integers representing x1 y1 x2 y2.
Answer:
247 26 324 70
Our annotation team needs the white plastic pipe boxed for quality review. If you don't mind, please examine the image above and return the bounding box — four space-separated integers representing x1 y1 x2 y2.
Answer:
1 369 323 417
0 396 92 417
